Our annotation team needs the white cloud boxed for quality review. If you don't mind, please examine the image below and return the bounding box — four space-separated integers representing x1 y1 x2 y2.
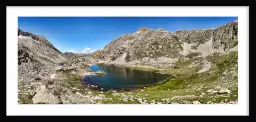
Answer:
68 47 98 54
68 49 78 53
81 47 96 54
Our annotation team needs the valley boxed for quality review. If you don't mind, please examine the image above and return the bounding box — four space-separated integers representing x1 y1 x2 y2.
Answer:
18 20 238 104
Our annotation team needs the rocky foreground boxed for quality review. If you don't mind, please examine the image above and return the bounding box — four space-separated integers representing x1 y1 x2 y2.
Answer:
18 20 238 104
18 29 103 104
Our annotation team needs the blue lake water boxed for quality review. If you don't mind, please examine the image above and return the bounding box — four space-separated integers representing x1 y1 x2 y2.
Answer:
82 64 170 90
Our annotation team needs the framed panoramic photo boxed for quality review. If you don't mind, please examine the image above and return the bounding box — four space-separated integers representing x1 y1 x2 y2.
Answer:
6 6 249 116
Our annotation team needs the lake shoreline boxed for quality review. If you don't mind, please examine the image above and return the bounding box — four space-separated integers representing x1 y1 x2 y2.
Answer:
83 64 171 91
82 52 238 104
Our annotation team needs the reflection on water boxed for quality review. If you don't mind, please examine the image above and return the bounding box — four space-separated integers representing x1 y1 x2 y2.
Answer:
83 64 170 90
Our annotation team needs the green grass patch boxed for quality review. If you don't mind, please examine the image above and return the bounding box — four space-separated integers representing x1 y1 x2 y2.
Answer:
18 94 33 104
18 85 35 104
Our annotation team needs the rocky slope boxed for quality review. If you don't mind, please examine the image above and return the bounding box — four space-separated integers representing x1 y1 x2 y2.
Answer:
18 29 67 83
63 52 77 59
18 29 102 104
18 29 62 54
92 20 238 68
61 52 96 76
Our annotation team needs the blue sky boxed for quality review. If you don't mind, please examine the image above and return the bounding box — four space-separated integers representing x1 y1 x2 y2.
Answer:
18 17 237 53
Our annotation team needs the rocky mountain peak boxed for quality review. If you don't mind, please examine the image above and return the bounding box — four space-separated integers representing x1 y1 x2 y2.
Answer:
92 21 238 66
136 27 152 34
155 28 168 32
18 29 66 65
18 29 62 54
